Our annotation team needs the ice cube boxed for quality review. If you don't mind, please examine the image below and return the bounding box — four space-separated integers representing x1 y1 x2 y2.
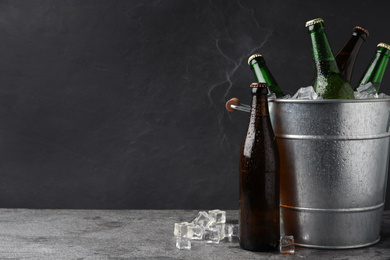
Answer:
354 91 378 99
207 224 226 240
174 222 192 237
231 224 239 237
187 224 204 240
354 91 362 99
280 94 292 99
203 226 221 244
356 82 376 94
174 222 184 236
355 82 378 99
176 236 191 250
223 224 234 238
192 211 215 228
215 223 234 240
174 221 204 240
378 93 390 98
280 235 295 254
292 86 320 100
208 210 226 224
268 93 277 100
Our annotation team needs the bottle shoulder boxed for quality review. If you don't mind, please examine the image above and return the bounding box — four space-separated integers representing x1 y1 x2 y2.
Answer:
315 74 354 99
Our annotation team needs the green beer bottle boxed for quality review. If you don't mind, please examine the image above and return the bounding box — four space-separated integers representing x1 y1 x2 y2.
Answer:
306 18 355 99
335 26 369 83
248 54 285 98
355 43 390 92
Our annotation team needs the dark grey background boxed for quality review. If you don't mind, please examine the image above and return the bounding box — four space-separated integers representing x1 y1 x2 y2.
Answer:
0 0 389 209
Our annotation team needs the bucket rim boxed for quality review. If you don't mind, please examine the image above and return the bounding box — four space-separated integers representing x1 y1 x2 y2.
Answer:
268 98 390 104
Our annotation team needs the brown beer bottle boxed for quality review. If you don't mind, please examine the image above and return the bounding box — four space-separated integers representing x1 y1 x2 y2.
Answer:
335 26 369 82
239 82 280 252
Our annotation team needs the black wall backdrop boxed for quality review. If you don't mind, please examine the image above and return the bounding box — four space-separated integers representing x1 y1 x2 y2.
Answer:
0 0 389 209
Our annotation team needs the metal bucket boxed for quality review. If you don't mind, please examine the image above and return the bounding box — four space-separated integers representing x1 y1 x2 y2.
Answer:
268 98 390 249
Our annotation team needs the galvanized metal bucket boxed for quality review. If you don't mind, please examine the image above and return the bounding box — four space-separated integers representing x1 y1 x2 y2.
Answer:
268 98 390 249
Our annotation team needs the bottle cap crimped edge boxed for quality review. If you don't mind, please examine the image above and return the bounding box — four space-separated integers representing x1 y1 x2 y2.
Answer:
305 18 324 27
250 82 268 88
353 26 369 37
377 42 390 51
248 54 263 65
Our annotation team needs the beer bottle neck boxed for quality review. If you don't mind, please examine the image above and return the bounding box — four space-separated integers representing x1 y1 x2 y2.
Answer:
243 85 272 158
358 47 390 92
335 29 368 82
251 59 274 84
250 58 284 97
250 87 269 116
308 23 340 76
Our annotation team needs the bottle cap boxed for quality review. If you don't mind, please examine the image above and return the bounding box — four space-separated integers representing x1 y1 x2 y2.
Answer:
305 18 324 27
353 26 369 37
225 98 240 112
248 54 263 65
250 82 268 88
377 42 390 50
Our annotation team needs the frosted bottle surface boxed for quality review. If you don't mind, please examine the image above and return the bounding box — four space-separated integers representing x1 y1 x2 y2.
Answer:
239 82 280 252
306 18 355 99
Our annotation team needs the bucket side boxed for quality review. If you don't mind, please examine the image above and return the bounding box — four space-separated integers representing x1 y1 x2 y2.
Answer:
269 99 390 248
278 137 389 209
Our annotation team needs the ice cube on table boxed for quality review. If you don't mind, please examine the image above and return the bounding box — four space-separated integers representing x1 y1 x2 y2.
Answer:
176 236 191 250
207 224 227 240
232 224 239 237
192 211 215 228
187 224 204 240
223 224 234 238
292 86 320 100
174 221 205 241
208 209 226 224
203 226 222 244
215 223 234 240
280 235 295 254
174 222 195 237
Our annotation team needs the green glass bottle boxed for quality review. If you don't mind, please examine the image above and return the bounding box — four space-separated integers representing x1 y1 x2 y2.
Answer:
306 18 355 99
355 43 390 92
335 26 369 83
248 54 285 98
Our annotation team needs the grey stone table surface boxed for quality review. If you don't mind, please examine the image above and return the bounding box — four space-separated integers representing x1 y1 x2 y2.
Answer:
0 209 389 260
